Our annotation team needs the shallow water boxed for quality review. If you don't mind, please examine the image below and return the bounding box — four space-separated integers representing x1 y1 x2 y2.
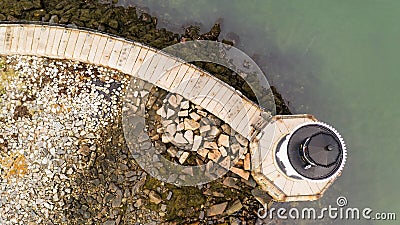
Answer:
118 1 400 224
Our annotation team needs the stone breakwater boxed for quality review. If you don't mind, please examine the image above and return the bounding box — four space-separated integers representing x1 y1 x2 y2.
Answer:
146 87 252 179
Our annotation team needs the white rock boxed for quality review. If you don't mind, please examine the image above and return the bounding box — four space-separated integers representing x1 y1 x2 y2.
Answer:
167 147 177 158
209 126 221 136
156 106 166 118
197 148 209 158
189 112 201 121
174 133 188 144
197 110 207 117
166 108 176 119
178 110 188 117
166 124 177 136
180 101 189 109
179 151 190 164
177 122 185 131
199 125 211 133
162 134 173 143
184 118 200 130
231 143 241 155
208 150 221 162
204 141 218 149
221 124 231 134
184 130 194 144
168 95 181 108
192 135 202 151
219 146 227 157
162 119 173 127
218 134 230 147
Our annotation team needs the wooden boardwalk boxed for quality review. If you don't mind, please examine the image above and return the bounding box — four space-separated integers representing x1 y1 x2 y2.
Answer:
0 23 338 202
0 23 266 141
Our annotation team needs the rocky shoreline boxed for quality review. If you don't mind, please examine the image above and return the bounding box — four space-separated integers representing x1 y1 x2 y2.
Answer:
0 0 290 115
0 0 293 224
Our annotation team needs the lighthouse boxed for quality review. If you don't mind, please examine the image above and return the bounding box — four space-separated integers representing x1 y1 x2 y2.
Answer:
251 115 347 202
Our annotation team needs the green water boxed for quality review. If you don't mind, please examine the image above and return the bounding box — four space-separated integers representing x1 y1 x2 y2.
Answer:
120 0 400 223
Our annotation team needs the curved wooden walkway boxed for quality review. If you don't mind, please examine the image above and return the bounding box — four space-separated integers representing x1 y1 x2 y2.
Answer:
0 23 266 141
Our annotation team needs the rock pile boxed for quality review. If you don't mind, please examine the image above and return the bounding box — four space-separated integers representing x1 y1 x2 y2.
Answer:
146 90 253 180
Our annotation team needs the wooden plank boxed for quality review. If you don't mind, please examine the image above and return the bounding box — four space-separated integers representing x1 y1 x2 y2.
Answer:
194 78 217 106
262 162 276 176
10 26 21 53
282 180 294 196
173 65 195 95
230 106 249 132
57 29 71 57
122 45 141 74
87 34 101 63
79 32 95 62
237 105 257 137
115 42 132 70
271 171 287 190
131 47 149 77
4 26 12 53
206 83 228 114
51 28 63 56
186 72 209 101
156 63 182 90
22 26 35 53
181 69 201 98
108 39 124 68
202 81 224 109
17 26 28 54
73 31 87 59
65 30 79 58
137 50 160 81
169 64 190 91
92 36 108 64
46 27 57 56
307 181 322 193
3 27 12 53
220 93 241 121
37 26 50 56
225 94 244 122
99 37 115 65
31 26 41 54
0 27 7 54
143 52 165 81
139 49 156 77
213 101 230 123
213 88 234 115
148 55 175 83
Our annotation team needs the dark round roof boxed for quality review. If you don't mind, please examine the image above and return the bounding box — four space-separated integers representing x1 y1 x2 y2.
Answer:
286 124 344 180
305 133 341 167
